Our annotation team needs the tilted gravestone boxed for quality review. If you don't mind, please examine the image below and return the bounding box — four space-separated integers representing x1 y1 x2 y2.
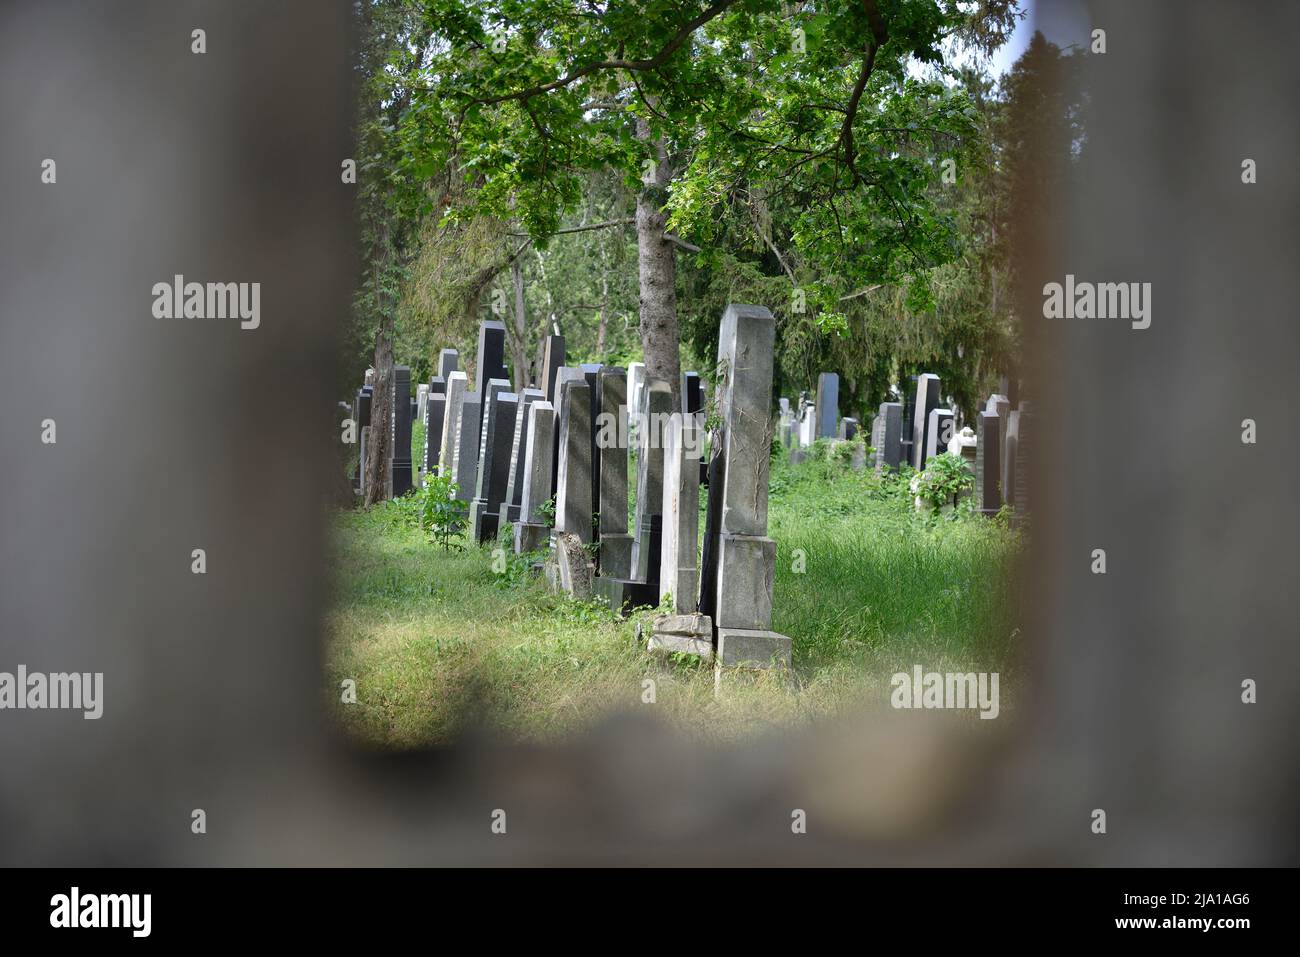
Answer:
554 378 592 543
816 372 840 439
391 365 413 497
502 387 545 526
438 371 469 479
911 373 941 470
469 384 517 544
595 368 632 578
451 391 482 502
700 304 791 671
514 400 556 554
974 410 1001 515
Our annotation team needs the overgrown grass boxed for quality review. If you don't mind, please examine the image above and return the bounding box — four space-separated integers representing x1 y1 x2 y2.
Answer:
325 439 1024 748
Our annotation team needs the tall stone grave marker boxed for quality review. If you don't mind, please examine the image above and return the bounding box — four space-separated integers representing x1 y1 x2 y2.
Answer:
554 378 593 543
424 392 446 476
595 368 632 578
539 335 565 408
815 372 840 439
502 387 545 525
660 412 701 614
974 410 1001 515
925 407 955 463
451 391 482 502
476 321 509 386
911 373 941 469
439 371 469 478
391 365 413 496
470 387 518 543
514 400 556 554
700 304 791 671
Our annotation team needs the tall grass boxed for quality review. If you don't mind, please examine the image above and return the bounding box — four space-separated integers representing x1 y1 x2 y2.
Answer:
325 440 1023 748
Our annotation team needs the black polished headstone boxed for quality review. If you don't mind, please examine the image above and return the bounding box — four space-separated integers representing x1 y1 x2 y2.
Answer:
391 365 413 497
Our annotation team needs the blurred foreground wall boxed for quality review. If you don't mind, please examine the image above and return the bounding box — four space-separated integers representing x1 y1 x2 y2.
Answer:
0 0 1297 865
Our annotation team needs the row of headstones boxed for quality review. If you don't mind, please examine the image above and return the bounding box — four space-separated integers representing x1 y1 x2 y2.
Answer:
769 370 1034 519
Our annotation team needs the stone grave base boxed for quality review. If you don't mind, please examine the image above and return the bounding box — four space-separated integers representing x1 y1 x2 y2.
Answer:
715 628 792 669
597 532 633 579
594 576 660 616
647 613 713 660
469 502 500 544
513 521 549 554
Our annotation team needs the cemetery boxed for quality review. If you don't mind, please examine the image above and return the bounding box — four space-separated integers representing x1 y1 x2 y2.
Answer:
326 0 1044 746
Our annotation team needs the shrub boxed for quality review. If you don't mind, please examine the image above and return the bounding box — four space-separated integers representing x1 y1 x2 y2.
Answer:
913 452 974 511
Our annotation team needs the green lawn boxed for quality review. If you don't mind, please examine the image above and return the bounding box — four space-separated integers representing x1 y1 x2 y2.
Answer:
325 438 1024 748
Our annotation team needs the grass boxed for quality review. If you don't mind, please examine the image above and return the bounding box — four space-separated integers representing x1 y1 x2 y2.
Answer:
324 437 1024 748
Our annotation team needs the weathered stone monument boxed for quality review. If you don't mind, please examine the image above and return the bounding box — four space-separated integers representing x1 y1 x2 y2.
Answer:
659 412 701 615
469 384 517 544
595 368 632 578
391 365 413 496
514 400 556 554
416 383 429 426
502 387 545 525
437 348 459 381
539 335 564 406
924 407 955 464
554 377 593 543
911 373 941 469
778 397 793 449
815 372 839 439
974 410 1001 515
451 391 482 501
438 371 469 479
424 391 446 476
476 321 509 386
700 304 792 671
873 401 904 474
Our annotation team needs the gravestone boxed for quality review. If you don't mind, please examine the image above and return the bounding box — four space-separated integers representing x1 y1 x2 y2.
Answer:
424 392 446 475
476 321 509 386
660 412 701 614
439 371 469 479
429 374 446 397
798 405 815 447
416 383 429 425
778 397 793 449
815 372 840 439
838 417 858 440
514 400 556 554
437 348 459 381
554 378 593 543
353 386 372 491
363 367 375 387
539 335 565 409
627 362 646 420
631 379 672 582
595 368 632 578
469 385 517 544
986 393 1011 464
391 365 413 496
699 304 791 671
502 387 545 525
451 391 482 502
681 371 703 415
875 401 904 474
974 410 1001 515
581 363 604 542
925 407 955 464
911 373 941 469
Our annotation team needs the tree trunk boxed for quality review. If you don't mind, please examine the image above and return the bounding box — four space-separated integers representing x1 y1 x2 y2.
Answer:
510 255 528 390
364 220 395 506
635 116 681 407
